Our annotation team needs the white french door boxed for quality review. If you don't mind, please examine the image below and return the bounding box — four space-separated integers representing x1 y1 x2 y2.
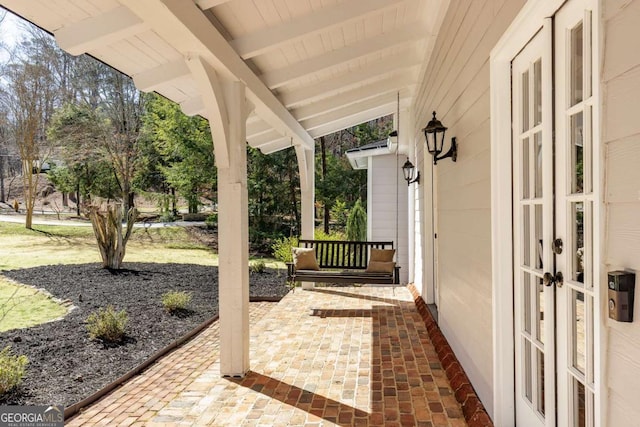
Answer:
511 0 599 425
512 23 555 426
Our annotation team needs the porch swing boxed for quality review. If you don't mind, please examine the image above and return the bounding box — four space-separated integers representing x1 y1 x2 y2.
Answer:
287 94 404 287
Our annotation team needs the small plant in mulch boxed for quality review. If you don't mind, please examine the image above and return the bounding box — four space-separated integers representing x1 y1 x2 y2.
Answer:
86 305 128 343
249 260 267 274
0 346 28 396
161 291 192 314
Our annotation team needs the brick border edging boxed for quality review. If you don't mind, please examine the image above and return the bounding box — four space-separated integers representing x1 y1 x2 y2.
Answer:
407 284 493 427
64 296 282 421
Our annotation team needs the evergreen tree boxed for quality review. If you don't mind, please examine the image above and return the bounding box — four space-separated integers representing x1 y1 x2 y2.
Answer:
346 198 366 241
140 94 216 214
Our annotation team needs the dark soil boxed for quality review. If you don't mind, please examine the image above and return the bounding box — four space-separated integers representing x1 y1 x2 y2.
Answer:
0 263 289 407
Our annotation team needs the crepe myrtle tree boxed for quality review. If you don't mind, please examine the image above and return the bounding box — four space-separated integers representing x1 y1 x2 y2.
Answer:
86 203 137 269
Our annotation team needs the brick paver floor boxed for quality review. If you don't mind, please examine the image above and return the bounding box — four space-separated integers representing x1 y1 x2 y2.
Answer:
67 286 467 426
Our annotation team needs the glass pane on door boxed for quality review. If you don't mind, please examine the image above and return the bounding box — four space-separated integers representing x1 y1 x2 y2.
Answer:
571 22 583 106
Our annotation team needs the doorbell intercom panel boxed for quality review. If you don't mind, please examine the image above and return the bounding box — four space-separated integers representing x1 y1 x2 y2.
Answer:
608 271 636 322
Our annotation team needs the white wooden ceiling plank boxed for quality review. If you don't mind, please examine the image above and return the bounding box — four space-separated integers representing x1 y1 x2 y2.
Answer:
291 74 414 121
54 5 149 55
271 0 291 22
246 120 273 138
279 55 419 107
300 92 399 131
1 0 67 31
247 129 283 146
134 31 181 64
262 27 423 89
67 0 102 17
307 104 396 138
120 0 314 150
252 0 282 27
256 137 293 154
85 0 121 14
48 0 90 21
282 0 311 18
210 3 245 38
382 5 398 33
251 47 289 71
299 32 324 62
230 0 404 59
195 0 233 11
109 39 158 74
363 7 380 39
342 17 358 46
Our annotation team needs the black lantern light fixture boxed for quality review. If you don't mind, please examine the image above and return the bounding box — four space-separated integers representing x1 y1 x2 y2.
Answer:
402 158 420 186
422 111 457 165
387 129 398 152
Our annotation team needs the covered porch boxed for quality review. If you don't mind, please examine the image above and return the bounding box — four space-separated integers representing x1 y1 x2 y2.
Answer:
0 0 438 382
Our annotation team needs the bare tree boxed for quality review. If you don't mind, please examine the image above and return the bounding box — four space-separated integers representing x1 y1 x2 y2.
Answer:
98 68 145 212
1 56 57 228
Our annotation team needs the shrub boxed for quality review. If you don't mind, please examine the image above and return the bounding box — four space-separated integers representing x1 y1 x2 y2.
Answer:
271 236 299 263
205 213 217 230
159 211 177 223
250 260 267 274
162 291 192 313
330 199 349 228
0 346 28 395
86 306 128 343
314 229 346 241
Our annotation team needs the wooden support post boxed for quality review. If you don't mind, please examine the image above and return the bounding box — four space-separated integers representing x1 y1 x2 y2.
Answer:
217 81 250 377
296 146 315 290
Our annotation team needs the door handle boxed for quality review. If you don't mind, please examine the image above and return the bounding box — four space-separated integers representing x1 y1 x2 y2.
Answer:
543 271 564 287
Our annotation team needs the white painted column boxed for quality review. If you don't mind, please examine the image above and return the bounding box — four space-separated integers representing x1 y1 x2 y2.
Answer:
296 145 315 290
218 81 250 377
300 147 315 240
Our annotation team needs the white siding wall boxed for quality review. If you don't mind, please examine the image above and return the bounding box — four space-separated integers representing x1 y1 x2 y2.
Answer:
367 155 409 283
410 0 526 415
602 1 640 424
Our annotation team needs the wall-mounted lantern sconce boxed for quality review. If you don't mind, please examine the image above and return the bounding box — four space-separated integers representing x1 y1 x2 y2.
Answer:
387 130 398 152
402 158 420 186
423 111 457 165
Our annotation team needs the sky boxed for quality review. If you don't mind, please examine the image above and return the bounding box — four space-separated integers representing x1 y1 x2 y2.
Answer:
0 8 32 61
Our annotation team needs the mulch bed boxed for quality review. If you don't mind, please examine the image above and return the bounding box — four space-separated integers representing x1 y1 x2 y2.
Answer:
0 262 289 407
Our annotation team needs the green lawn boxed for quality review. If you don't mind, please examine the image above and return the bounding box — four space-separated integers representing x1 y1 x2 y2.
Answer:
0 221 274 332
0 277 68 332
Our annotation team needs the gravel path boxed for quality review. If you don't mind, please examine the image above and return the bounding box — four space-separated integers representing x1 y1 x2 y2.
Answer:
0 262 289 407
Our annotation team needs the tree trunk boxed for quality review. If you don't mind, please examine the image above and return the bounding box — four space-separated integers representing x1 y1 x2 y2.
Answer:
22 160 38 230
88 204 138 269
62 192 68 207
75 183 81 216
0 156 5 203
171 188 177 216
